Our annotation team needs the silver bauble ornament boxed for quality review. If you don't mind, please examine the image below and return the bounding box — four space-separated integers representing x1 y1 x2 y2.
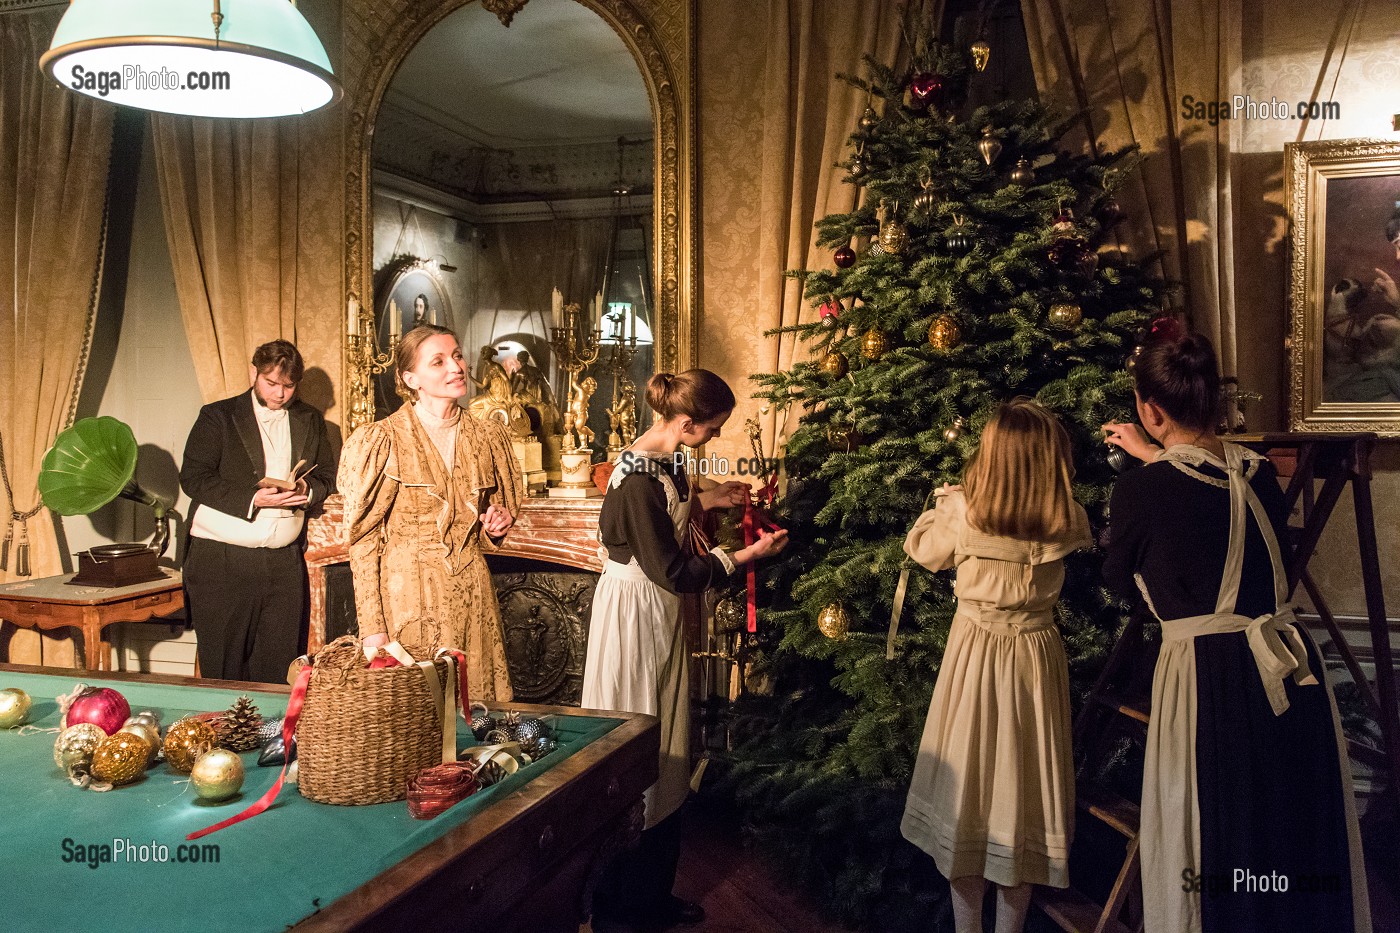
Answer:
54 722 106 771
858 106 878 130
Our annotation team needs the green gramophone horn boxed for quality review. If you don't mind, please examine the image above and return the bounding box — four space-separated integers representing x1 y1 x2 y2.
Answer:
38 417 172 556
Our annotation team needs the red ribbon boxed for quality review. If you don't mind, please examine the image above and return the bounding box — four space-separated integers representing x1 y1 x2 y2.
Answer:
187 664 313 841
742 476 781 634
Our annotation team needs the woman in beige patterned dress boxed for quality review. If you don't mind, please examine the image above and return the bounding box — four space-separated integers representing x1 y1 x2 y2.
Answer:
338 325 525 701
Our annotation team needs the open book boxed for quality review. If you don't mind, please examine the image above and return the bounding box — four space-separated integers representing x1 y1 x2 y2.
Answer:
257 459 311 492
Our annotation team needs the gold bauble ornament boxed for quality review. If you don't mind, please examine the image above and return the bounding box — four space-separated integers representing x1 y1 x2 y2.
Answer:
119 722 162 765
861 330 889 360
877 218 910 256
714 596 747 634
858 105 878 130
944 416 966 443
0 687 32 728
826 423 857 452
927 314 963 350
190 748 245 802
1010 157 1035 185
163 718 217 774
816 602 850 640
970 39 991 72
819 350 849 378
54 722 107 771
1048 302 1083 329
91 733 150 785
977 126 1002 166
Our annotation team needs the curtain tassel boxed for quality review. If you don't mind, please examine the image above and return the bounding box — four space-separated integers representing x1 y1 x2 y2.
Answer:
14 521 30 578
1 522 10 572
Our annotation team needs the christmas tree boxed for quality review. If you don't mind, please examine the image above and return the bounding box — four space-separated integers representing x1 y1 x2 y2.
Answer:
720 16 1166 931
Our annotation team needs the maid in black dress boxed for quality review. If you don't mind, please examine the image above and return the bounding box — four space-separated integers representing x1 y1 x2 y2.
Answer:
1102 326 1370 933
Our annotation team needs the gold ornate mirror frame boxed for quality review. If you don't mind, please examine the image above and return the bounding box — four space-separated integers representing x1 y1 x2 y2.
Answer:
340 0 697 434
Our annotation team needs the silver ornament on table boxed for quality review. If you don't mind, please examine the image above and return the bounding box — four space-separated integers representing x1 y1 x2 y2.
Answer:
483 728 513 746
54 722 106 771
531 736 559 759
129 710 162 734
118 721 162 765
497 711 522 739
257 733 296 767
471 711 495 740
1010 157 1035 185
515 718 546 750
256 715 284 745
977 126 1002 166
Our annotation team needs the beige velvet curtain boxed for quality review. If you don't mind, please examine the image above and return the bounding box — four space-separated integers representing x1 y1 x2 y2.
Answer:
152 118 306 404
698 0 928 468
1020 0 1243 375
0 10 115 665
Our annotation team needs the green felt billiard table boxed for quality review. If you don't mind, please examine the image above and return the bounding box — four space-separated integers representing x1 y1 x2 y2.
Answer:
0 663 658 933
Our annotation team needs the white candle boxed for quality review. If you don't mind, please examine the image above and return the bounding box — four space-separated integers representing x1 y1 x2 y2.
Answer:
552 288 563 331
348 297 359 337
595 290 604 326
390 299 402 338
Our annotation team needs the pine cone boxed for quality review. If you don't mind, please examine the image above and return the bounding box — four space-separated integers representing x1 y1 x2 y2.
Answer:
216 695 263 753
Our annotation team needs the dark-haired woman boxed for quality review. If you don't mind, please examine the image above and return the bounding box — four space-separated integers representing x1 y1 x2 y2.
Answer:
583 369 788 929
1103 328 1370 933
338 324 525 700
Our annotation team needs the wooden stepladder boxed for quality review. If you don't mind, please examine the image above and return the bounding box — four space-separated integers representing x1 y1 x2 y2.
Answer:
1035 432 1397 933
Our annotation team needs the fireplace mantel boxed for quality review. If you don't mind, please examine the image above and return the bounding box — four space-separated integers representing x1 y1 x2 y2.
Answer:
304 493 604 655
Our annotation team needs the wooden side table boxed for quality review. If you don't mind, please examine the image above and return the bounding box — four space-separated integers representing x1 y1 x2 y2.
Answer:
0 569 184 672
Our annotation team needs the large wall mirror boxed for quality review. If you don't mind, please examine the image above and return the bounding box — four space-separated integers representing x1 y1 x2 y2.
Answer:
345 0 696 461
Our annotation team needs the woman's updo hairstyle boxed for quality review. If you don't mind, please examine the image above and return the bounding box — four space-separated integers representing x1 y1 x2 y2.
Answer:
394 323 456 401
1131 317 1221 432
645 369 736 424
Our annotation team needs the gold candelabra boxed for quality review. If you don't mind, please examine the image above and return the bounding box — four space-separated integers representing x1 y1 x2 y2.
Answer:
345 297 399 435
603 333 640 455
549 302 602 452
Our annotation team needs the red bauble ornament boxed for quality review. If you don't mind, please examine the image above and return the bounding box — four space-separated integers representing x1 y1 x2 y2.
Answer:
834 245 856 268
819 300 843 325
909 73 943 106
62 685 130 736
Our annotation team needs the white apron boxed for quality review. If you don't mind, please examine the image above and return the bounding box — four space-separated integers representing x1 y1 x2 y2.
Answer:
1138 443 1370 933
581 453 691 828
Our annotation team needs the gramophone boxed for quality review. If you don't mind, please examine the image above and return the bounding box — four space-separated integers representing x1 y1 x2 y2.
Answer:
39 417 172 587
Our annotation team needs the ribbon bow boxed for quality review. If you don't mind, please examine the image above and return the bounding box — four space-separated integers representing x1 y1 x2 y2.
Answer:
1245 607 1319 716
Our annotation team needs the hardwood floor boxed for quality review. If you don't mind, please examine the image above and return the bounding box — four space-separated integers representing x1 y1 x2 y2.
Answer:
582 797 849 933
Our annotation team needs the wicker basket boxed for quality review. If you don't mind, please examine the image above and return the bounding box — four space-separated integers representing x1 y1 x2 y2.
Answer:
297 636 454 806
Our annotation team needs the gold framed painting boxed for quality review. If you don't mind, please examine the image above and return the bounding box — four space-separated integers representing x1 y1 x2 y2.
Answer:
1286 138 1400 434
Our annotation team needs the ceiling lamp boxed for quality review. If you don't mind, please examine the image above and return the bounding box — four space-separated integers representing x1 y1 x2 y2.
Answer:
40 0 340 118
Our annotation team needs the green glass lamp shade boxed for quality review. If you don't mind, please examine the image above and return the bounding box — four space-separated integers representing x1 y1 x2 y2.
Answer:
40 0 340 118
